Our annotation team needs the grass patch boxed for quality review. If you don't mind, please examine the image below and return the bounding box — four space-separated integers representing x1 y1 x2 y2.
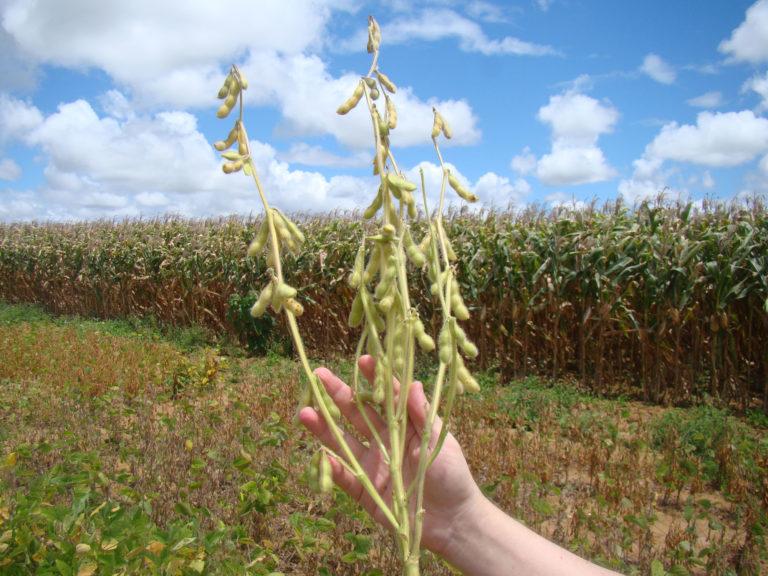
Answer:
0 300 214 352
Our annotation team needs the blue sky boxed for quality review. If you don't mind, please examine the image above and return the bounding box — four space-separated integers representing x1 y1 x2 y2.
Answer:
1 0 767 220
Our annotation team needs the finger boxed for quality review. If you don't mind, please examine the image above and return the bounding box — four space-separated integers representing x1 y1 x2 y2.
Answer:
315 367 387 440
406 381 442 442
358 354 402 397
298 406 365 461
328 455 395 530
406 380 429 432
326 453 364 504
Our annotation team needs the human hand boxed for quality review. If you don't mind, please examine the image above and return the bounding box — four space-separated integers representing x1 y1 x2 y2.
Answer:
298 354 483 557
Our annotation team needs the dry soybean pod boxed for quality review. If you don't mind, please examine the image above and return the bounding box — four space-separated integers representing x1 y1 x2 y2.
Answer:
214 124 238 150
447 171 479 202
385 95 398 130
349 243 366 288
337 81 365 115
247 222 269 258
376 70 397 93
274 208 305 244
250 282 274 318
319 452 333 493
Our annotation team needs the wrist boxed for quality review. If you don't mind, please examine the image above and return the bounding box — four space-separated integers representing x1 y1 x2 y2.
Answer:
437 490 495 566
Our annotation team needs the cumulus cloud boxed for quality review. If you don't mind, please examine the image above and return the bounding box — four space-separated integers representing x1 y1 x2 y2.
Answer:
510 146 537 175
1 1 482 153
617 177 673 204
619 110 768 203
0 93 383 221
640 53 676 84
529 88 618 186
742 71 768 112
0 90 510 221
401 161 530 212
0 93 43 141
241 51 480 150
719 0 768 63
645 111 768 167
1 0 344 107
544 191 586 210
537 145 615 186
0 157 21 180
339 9 557 56
687 91 723 109
472 172 531 207
537 90 619 144
0 27 37 91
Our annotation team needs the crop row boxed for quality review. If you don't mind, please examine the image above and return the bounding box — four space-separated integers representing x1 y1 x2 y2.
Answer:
1 200 767 409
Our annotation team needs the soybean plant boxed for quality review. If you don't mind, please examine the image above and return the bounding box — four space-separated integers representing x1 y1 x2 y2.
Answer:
213 16 479 575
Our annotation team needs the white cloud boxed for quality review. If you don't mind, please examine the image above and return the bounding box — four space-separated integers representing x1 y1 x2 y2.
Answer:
0 91 495 221
0 93 380 221
640 53 676 85
544 191 586 210
532 88 619 186
0 158 21 180
472 172 530 207
617 178 672 204
619 109 768 204
1 2 483 156
466 1 507 23
719 0 768 63
135 191 170 207
340 9 557 56
742 71 768 112
687 91 723 109
242 51 480 150
646 111 768 167
402 161 530 212
537 90 619 144
702 171 715 189
0 93 43 141
0 27 37 91
510 146 537 175
537 145 615 186
535 0 553 12
1 0 344 108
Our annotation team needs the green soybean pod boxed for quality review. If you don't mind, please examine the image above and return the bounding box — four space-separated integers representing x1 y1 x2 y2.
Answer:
319 453 333 494
348 292 364 327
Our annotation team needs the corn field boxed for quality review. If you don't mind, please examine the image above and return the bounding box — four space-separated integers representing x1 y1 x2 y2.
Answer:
1 199 767 410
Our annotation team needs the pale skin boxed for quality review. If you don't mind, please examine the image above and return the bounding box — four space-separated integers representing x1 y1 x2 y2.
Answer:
299 355 622 576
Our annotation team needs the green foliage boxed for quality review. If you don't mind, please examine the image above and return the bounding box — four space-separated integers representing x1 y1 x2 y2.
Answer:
0 448 278 575
0 301 51 325
226 291 276 354
650 406 768 492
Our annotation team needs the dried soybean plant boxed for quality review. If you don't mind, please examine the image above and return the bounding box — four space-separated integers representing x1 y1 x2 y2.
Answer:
213 16 479 575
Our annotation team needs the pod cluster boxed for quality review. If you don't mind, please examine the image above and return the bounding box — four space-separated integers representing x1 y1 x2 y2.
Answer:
213 67 253 175
340 17 481 401
247 208 305 318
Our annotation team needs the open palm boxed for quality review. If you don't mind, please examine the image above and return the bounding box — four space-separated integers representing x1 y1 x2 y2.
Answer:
298 355 482 556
